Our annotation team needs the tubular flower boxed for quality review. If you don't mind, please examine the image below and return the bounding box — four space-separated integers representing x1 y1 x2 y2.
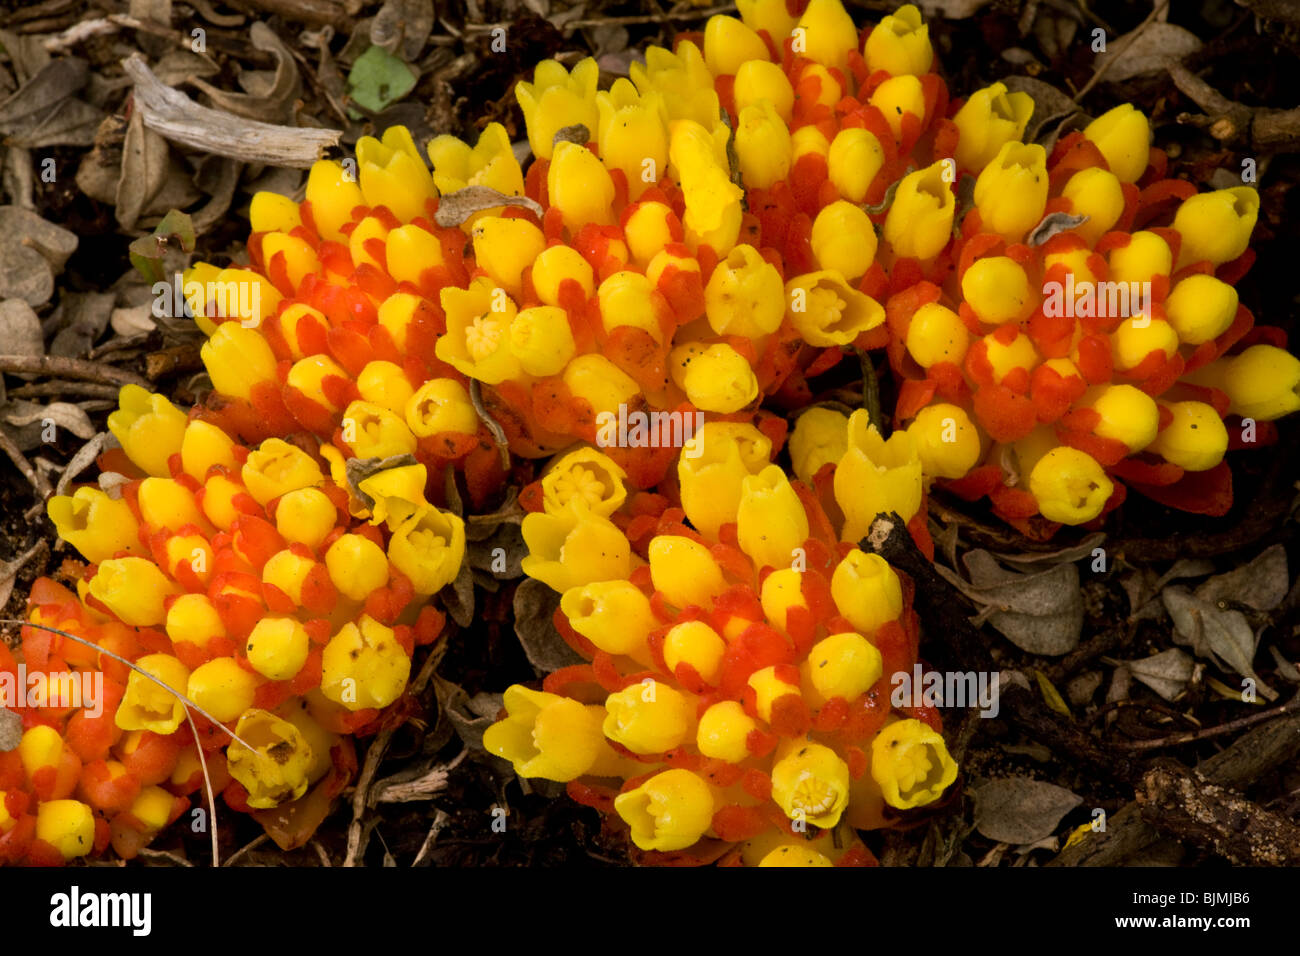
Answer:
864 4 933 76
321 616 413 710
789 407 849 485
1083 104 1150 184
47 488 141 563
226 709 314 809
786 272 886 346
356 125 437 222
495 436 955 865
952 83 1034 172
515 58 600 161
870 718 958 809
520 507 632 592
428 122 525 200
883 163 956 261
834 410 924 541
974 142 1048 241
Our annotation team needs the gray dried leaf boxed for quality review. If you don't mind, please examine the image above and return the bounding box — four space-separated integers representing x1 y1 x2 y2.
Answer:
0 57 88 134
189 22 301 123
1002 75 1078 143
1162 587 1277 700
1028 211 1089 247
467 523 524 579
189 156 242 234
110 304 157 337
7 97 103 148
1194 544 1288 611
971 777 1082 845
996 532 1106 568
433 185 542 228
116 108 170 230
3 401 96 439
1096 22 1201 83
50 291 114 358
439 561 475 627
514 578 586 674
0 206 77 306
464 487 524 541
151 50 222 87
432 675 493 752
0 298 43 364
938 555 1083 655
1124 648 1195 701
371 0 434 61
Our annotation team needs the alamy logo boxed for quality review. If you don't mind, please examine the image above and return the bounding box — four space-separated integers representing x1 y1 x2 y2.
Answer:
891 665 1000 718
596 404 705 458
1042 275 1151 321
49 886 151 936
152 273 261 326
0 666 103 718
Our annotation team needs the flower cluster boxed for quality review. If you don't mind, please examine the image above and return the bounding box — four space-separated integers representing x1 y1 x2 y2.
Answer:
881 103 1294 530
1 385 454 864
485 427 956 865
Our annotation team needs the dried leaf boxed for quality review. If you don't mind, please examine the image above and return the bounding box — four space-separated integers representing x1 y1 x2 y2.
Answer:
110 304 157 337
371 0 434 61
1162 587 1277 700
971 777 1082 845
1028 211 1089 247
49 291 114 358
467 523 524 579
1003 75 1079 143
1194 544 1288 611
1124 648 1195 701
996 532 1106 568
3 401 96 439
116 108 170 230
1096 22 1202 83
0 299 43 365
7 97 103 148
346 44 417 115
432 675 494 752
514 578 586 674
0 57 88 134
936 552 1084 655
0 541 44 611
439 561 475 627
190 22 301 123
433 185 543 228
1033 670 1071 716
0 205 77 306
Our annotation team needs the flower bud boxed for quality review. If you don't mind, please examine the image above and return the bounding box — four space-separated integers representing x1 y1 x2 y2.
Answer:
1083 103 1150 184
342 400 418 459
564 354 641 417
516 58 600 161
521 508 632 592
227 708 314 808
830 549 903 633
696 700 759 763
961 256 1032 325
472 216 547 297
137 477 205 532
274 488 337 550
748 666 801 722
604 679 693 754
907 403 982 479
785 271 886 346
355 361 414 416
906 302 970 367
734 60 794 121
864 4 933 76
678 421 773 536
951 82 1034 173
758 845 835 866
834 411 923 540
735 100 792 190
1215 345 1300 421
1108 231 1172 287
324 533 389 602
1111 316 1178 372
737 0 798 39
549 140 616 231
704 244 784 338
811 201 879 280
795 0 859 72
623 202 679 266
981 327 1039 383
1173 187 1259 267
827 128 885 203
116 654 191 734
36 800 95 860
561 580 657 659
187 657 259 723
1085 384 1159 452
89 557 181 627
673 342 760 413
166 593 226 649
883 162 956 260
663 620 727 683
389 505 466 594
614 768 714 852
737 465 810 569
241 438 324 507
387 225 448 289
320 615 411 710
48 488 141 563
599 270 663 343
805 632 882 704
305 158 363 241
404 378 478 439
484 686 614 781
1027 446 1113 524
1061 167 1125 245
245 617 311 682
670 119 743 254
249 191 301 234
630 42 718 131
770 740 850 829
869 74 926 141
704 14 770 76
870 718 957 809
789 407 849 485
201 322 278 401
974 142 1048 241
1149 401 1228 472
1165 275 1238 345
649 535 727 608
436 278 521 385
107 385 188 477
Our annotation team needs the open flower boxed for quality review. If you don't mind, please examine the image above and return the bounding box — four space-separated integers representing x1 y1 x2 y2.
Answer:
541 448 628 518
485 685 619 781
116 654 191 735
974 142 1048 241
863 4 933 76
834 410 923 541
107 385 188 477
436 277 522 385
883 163 956 260
320 615 412 710
226 709 314 809
870 718 957 809
771 741 851 829
786 271 886 346
678 422 773 536
520 508 632 592
952 82 1034 172
356 125 436 222
47 488 141 563
613 768 715 851
388 505 466 595
516 58 600 161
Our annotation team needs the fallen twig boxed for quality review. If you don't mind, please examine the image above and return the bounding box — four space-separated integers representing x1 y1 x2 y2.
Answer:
0 431 54 500
0 354 148 389
1169 63 1300 149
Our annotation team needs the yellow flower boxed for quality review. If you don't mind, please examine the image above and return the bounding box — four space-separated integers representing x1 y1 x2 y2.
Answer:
436 277 522 384
389 505 466 594
324 532 390 601
598 270 663 343
36 800 95 860
736 465 810 570
405 378 479 438
564 354 641 418
663 620 727 683
226 708 315 808
785 271 885 346
863 4 933 76
704 244 785 338
531 244 596 305
613 768 715 851
795 0 859 73
951 82 1034 173
1061 167 1125 245
484 685 620 781
678 421 773 536
245 617 311 682
737 0 797 39
1172 186 1260 268
696 700 758 763
249 191 301 234
385 224 445 287
907 403 982 479
735 100 792 190
1149 401 1228 472
47 487 141 563
670 119 743 254
804 632 882 705
274 488 337 550
811 201 879 281
542 448 627 518
883 162 956 260
974 142 1048 241
357 462 428 529
905 302 969 368
1086 384 1159 453
648 534 727 608
828 128 885 203
671 341 759 413
789 407 849 486
107 385 188 477
516 57 600 161
630 41 719 130
757 845 835 866
356 125 436 223
870 718 958 809
304 158 364 241
594 79 669 199
834 410 923 541
770 740 851 829
830 549 903 633
1027 446 1113 524
521 507 632 592
320 615 412 710
869 74 926 141
1108 230 1172 287
1083 103 1150 184
1210 345 1300 421
561 580 657 662
180 418 238 479
549 139 617 231
472 217 547 297
961 256 1032 325
748 666 801 722
703 14 770 75
116 653 191 734
165 593 226 649
242 437 325 506
603 679 694 754
89 557 181 627
981 327 1039 383
427 122 525 202
201 322 278 401
734 60 794 121
1164 274 1238 345
187 657 259 724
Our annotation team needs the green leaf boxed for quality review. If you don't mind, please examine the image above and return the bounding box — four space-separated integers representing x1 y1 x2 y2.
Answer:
128 209 197 285
346 45 417 116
